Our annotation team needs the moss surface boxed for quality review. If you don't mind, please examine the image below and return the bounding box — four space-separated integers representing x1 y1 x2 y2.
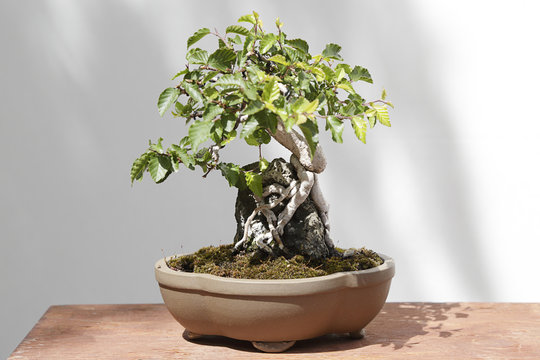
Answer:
167 244 383 279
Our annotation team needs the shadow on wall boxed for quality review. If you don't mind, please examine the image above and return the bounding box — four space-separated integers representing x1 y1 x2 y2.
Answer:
301 1 493 300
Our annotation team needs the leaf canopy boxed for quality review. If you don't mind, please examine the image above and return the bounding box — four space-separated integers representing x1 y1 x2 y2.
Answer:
132 13 392 196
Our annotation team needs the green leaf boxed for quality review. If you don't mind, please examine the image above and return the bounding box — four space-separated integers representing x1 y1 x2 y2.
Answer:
335 68 346 82
335 63 351 74
230 35 243 45
210 120 224 142
130 153 150 184
309 66 326 81
262 77 280 103
238 14 256 24
254 111 278 134
246 65 265 82
283 116 296 132
203 87 219 100
188 120 213 150
220 130 237 146
340 102 356 115
157 88 180 116
148 154 172 183
245 171 263 197
351 116 367 143
187 28 210 49
373 105 391 127
242 83 259 100
169 144 195 169
285 47 303 63
214 74 244 88
368 116 376 128
250 128 271 145
365 109 376 128
149 137 164 153
260 33 277 54
299 121 319 158
285 38 309 54
268 54 290 66
336 80 356 94
266 103 288 122
305 99 319 113
202 104 223 121
322 43 342 60
217 38 227 49
171 69 188 80
240 117 259 138
381 88 387 100
243 100 265 115
292 97 309 113
182 81 204 103
186 48 209 64
202 71 219 83
326 115 344 143
219 163 244 188
221 113 237 132
170 155 180 172
194 147 212 172
349 66 373 83
259 158 269 172
297 71 311 90
226 25 250 36
319 64 335 81
208 48 236 71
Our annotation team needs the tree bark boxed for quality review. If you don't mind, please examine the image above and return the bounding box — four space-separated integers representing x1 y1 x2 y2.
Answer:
270 122 327 173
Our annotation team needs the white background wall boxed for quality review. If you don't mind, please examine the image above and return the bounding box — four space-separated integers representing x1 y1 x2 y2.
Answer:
1 0 539 357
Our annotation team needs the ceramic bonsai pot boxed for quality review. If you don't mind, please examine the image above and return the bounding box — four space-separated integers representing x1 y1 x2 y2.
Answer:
155 254 395 352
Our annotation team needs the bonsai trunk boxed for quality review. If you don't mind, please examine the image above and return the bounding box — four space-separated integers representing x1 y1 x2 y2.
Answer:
233 123 334 260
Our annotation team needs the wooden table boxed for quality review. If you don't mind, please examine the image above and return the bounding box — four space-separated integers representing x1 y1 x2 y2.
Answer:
9 303 540 359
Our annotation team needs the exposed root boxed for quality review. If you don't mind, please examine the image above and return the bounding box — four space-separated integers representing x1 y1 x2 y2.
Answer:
235 180 298 250
276 155 315 235
236 149 333 253
261 208 285 250
263 183 286 197
254 231 273 253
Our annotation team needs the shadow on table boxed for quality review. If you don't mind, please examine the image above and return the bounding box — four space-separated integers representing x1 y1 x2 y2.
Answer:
358 302 470 351
184 302 471 353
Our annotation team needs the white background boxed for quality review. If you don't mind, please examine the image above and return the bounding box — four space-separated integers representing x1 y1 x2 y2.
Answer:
1 0 539 357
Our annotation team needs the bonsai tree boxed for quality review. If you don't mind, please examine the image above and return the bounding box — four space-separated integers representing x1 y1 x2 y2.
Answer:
131 12 392 262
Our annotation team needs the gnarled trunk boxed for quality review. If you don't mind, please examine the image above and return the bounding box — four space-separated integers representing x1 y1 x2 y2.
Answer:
233 121 334 259
234 158 333 260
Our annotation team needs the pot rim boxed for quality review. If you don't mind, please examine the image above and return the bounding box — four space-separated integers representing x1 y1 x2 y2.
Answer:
155 253 395 297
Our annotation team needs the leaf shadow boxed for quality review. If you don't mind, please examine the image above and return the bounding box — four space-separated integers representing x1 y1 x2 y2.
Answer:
358 302 469 350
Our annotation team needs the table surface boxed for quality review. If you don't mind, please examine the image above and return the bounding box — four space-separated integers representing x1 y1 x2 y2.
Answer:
9 303 540 359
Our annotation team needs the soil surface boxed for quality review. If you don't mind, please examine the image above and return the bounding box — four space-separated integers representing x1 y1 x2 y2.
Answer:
166 244 384 279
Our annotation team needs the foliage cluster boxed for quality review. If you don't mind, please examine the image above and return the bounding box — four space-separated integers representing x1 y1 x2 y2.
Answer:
131 12 392 197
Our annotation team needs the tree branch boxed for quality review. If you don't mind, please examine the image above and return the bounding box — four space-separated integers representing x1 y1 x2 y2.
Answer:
270 121 327 173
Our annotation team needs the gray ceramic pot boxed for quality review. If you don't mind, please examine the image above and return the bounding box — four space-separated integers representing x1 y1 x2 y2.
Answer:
155 254 395 352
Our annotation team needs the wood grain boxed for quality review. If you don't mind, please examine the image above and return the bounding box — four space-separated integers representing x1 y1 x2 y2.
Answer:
9 303 540 359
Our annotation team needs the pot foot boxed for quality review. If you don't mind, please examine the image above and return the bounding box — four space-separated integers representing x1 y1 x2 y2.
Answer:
252 340 296 353
349 328 366 339
182 329 204 341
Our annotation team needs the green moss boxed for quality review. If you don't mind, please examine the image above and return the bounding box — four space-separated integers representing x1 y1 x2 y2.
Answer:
167 245 384 280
